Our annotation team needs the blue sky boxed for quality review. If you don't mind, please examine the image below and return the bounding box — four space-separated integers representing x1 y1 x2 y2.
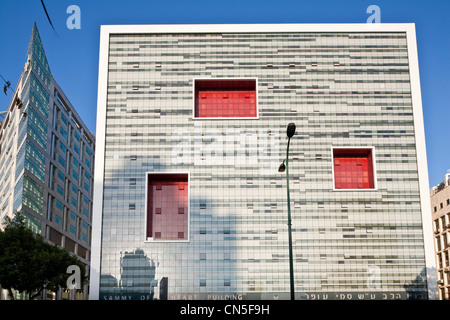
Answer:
0 0 449 187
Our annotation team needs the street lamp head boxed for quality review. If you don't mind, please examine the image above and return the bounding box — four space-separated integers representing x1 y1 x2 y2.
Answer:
278 160 286 172
286 123 296 138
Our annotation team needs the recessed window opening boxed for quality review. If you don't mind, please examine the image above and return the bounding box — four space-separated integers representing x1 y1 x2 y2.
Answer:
146 173 189 241
333 148 376 190
194 79 257 118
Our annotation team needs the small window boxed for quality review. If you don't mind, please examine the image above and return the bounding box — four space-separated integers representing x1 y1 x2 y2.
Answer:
333 148 376 190
194 79 257 118
146 173 189 241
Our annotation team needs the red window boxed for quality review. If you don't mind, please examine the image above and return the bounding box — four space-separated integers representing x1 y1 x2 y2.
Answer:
147 173 189 240
333 148 375 190
194 79 257 118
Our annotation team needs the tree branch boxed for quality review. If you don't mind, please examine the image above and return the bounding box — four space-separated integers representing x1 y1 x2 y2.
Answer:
29 288 43 300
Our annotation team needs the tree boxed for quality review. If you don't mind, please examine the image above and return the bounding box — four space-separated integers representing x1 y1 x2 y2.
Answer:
0 213 86 299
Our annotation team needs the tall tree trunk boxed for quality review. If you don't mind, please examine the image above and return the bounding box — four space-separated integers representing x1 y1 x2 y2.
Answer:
7 288 15 300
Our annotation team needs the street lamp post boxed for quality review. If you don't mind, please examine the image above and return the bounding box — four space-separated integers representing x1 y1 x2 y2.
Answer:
278 123 296 300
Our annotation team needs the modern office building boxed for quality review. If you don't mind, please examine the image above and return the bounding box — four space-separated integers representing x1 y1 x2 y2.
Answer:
0 23 95 299
430 173 450 300
91 23 437 300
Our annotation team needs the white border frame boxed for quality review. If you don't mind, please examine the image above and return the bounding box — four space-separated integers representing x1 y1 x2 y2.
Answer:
90 23 437 300
331 146 378 191
144 171 190 243
405 24 438 299
192 77 259 120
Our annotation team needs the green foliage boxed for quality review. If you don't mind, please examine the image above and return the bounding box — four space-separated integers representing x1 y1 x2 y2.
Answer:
0 213 86 299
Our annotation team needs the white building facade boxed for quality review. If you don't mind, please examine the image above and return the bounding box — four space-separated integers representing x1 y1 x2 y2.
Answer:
91 24 437 300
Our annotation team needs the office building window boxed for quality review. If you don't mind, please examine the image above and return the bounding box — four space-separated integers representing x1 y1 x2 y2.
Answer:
146 173 189 241
194 79 257 118
333 148 375 190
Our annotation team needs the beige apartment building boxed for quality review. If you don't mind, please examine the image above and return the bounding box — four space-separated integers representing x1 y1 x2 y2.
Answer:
430 173 450 300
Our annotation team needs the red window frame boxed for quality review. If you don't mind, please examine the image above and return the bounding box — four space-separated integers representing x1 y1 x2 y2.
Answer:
333 148 375 190
194 79 257 118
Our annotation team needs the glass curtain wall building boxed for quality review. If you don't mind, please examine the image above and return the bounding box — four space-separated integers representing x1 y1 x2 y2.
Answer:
91 24 437 300
0 23 95 298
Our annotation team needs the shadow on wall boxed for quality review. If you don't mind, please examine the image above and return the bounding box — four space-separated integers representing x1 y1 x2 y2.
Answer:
403 267 438 300
99 248 158 300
